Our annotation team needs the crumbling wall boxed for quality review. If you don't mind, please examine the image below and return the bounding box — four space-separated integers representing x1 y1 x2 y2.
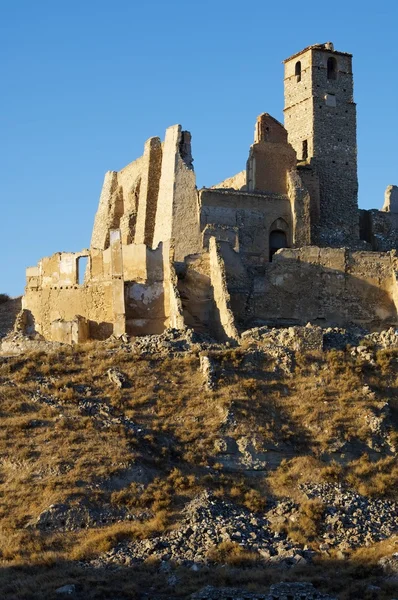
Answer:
246 114 296 195
91 162 140 251
23 237 185 340
51 315 89 345
133 137 162 246
177 253 214 335
23 280 115 340
200 188 292 265
382 185 398 213
211 170 247 191
208 237 239 342
359 208 398 252
297 163 320 240
287 169 312 246
152 125 201 261
245 247 398 330
162 241 185 330
124 243 165 336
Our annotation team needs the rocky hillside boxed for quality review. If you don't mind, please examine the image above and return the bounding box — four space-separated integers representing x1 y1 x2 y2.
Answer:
0 327 398 599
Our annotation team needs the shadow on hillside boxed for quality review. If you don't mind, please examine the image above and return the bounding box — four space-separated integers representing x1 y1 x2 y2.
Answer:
0 555 396 600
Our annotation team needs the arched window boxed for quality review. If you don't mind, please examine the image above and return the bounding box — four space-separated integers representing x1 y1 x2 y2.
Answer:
327 57 337 80
269 230 288 261
295 61 301 82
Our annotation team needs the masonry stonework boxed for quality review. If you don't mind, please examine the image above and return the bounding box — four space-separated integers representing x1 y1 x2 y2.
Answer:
22 43 398 343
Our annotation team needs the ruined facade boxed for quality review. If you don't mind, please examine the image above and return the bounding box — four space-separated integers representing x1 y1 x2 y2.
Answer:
23 43 398 343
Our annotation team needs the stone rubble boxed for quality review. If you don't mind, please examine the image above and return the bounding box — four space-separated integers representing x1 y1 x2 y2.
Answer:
200 354 217 389
28 380 145 436
190 582 336 600
107 367 129 388
28 500 148 532
89 491 311 569
88 485 398 569
299 483 398 550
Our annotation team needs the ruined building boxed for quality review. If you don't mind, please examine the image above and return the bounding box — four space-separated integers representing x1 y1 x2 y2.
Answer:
23 43 398 344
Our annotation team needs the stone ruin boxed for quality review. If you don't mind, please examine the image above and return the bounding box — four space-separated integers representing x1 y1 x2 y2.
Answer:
20 43 398 344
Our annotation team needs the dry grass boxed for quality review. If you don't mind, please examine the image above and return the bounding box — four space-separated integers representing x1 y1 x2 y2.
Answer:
206 541 260 566
0 342 397 598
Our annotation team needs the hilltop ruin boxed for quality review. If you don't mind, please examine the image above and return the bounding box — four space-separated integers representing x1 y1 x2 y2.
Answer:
22 42 398 344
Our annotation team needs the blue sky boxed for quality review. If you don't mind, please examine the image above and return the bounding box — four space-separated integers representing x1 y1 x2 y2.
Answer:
1 0 397 296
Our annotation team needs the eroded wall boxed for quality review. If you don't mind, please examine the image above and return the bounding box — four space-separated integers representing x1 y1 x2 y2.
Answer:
23 237 184 341
244 247 398 330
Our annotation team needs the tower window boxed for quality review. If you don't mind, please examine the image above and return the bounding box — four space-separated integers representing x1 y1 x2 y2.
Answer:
327 57 337 80
77 256 89 285
295 61 301 82
302 140 308 160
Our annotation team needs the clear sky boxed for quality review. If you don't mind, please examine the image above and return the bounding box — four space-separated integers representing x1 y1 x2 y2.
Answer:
1 0 397 297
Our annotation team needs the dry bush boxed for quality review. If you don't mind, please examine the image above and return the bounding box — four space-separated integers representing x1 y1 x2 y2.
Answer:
70 512 170 561
286 499 325 545
376 349 398 376
345 455 398 499
206 541 260 566
268 456 330 499
209 475 267 513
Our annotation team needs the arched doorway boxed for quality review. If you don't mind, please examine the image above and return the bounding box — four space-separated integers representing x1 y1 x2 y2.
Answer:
269 230 288 261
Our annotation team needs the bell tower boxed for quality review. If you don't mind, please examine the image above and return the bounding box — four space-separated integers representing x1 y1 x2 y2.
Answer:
283 42 359 246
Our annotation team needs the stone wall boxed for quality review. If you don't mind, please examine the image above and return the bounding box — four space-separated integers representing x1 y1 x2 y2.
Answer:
284 44 359 246
208 237 239 342
244 247 398 330
359 185 398 252
152 125 201 261
211 170 247 191
360 209 398 252
246 114 296 196
23 237 185 341
199 188 292 265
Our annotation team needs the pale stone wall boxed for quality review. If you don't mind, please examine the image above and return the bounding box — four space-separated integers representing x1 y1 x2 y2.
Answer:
134 137 162 246
382 185 398 213
51 316 89 345
208 237 239 342
246 114 296 196
162 241 185 330
152 125 201 261
177 253 213 334
287 169 312 247
23 283 115 340
23 237 185 341
211 171 247 191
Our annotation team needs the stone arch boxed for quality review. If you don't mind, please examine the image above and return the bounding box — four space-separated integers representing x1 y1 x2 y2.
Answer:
269 218 289 261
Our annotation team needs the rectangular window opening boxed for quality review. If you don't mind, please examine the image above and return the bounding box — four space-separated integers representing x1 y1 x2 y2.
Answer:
77 256 89 285
302 139 308 161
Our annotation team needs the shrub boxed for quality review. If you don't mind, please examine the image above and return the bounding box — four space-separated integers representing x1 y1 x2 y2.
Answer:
0 293 10 304
206 541 259 565
285 499 325 545
345 455 398 498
